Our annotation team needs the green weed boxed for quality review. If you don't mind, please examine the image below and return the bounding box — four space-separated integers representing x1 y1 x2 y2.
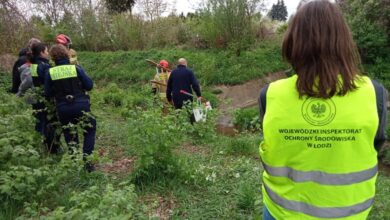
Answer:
233 107 261 132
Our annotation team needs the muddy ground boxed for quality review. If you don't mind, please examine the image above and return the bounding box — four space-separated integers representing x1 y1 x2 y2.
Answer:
214 71 287 135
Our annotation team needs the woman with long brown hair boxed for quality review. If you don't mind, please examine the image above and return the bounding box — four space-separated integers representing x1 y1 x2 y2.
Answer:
258 1 387 219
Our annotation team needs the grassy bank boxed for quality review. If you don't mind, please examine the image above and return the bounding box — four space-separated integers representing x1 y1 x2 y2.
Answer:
78 42 287 86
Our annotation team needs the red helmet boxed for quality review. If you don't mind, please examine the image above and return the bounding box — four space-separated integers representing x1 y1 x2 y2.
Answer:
56 34 72 47
159 60 169 69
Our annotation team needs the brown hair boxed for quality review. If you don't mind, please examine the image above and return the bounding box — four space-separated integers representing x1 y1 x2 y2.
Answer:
282 0 361 98
31 43 48 57
50 44 69 61
26 38 41 49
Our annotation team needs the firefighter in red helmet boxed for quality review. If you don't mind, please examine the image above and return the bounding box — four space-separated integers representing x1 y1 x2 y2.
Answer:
55 34 78 65
151 60 171 112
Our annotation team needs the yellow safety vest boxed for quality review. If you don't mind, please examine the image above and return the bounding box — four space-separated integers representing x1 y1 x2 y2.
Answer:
31 64 38 77
49 65 77 80
260 75 378 219
153 71 170 99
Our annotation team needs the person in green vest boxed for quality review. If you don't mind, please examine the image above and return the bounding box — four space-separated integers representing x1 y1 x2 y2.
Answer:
258 1 388 219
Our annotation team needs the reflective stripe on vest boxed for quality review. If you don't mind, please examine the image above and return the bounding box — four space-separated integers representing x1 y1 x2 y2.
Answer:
49 65 77 81
31 64 38 77
260 75 378 219
263 183 374 218
262 162 377 185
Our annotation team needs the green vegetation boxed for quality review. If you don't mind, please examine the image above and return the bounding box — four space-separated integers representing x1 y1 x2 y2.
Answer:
1 54 390 218
339 0 390 90
78 44 286 86
0 0 272 53
233 107 261 132
0 0 389 218
268 0 288 21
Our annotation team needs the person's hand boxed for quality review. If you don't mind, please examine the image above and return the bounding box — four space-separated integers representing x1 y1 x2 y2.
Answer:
197 96 203 102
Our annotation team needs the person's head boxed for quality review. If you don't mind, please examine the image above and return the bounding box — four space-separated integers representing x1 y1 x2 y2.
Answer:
159 60 169 68
283 0 360 99
26 38 41 49
55 34 72 49
178 58 187 67
158 60 169 73
50 44 69 62
24 38 41 61
31 43 49 59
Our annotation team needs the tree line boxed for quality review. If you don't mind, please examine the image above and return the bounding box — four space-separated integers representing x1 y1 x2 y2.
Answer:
0 0 285 54
0 0 388 64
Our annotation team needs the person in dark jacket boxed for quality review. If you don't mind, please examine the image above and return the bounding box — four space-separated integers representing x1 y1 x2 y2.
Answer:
10 38 40 93
166 58 202 109
30 43 49 135
45 44 96 171
31 42 61 153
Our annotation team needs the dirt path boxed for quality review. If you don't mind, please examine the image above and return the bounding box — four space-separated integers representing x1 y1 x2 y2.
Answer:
214 71 287 111
214 71 287 135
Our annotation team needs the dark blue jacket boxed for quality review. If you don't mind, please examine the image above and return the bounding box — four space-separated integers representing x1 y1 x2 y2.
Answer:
166 65 201 108
33 56 50 86
30 56 50 110
45 59 93 101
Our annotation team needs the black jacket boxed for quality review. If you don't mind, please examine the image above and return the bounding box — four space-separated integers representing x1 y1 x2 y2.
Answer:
10 48 28 93
166 65 201 109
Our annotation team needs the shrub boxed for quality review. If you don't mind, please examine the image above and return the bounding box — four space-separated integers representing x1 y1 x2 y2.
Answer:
127 107 187 185
340 0 390 63
233 107 260 131
19 183 139 219
236 182 257 211
225 135 258 155
0 92 87 215
365 57 390 90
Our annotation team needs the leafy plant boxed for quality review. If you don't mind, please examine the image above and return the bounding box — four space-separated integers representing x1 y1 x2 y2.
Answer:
19 182 139 219
233 107 261 131
236 182 257 210
225 135 258 155
127 107 187 185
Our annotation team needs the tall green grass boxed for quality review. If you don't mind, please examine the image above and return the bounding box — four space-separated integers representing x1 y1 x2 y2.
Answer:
78 43 287 86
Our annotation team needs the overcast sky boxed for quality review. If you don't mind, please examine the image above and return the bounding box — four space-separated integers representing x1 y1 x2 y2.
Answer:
170 0 303 17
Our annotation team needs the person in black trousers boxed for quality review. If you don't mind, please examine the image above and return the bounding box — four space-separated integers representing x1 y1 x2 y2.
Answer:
166 58 202 109
29 42 62 153
45 44 96 172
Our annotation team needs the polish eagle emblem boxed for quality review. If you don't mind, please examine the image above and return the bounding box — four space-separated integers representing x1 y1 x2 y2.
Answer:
311 103 326 118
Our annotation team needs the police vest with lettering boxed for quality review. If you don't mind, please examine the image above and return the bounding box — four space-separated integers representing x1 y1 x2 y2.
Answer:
49 65 84 100
30 64 41 86
260 75 378 219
